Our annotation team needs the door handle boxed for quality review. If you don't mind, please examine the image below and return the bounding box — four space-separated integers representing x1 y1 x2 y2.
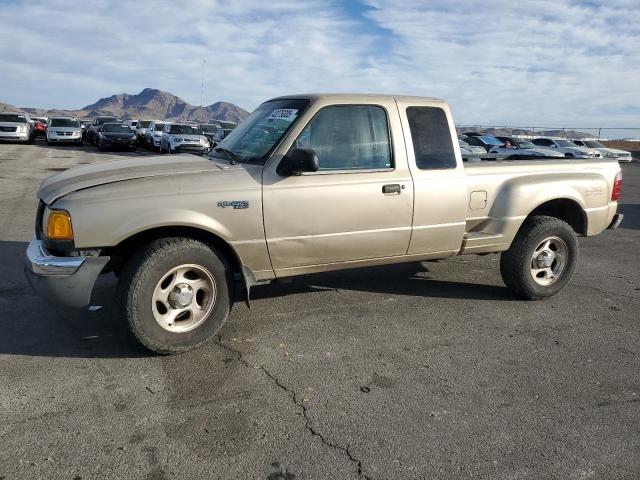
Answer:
382 184 402 194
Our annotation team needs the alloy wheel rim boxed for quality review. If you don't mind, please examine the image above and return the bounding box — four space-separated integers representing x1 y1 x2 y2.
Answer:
530 236 568 286
151 264 216 333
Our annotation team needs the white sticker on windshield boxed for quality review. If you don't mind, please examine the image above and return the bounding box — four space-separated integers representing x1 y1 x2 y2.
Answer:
268 109 298 121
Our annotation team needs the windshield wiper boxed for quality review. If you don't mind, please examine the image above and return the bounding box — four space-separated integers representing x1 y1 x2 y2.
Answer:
213 147 238 165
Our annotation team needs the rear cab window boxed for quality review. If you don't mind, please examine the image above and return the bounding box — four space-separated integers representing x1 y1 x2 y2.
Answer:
406 107 456 169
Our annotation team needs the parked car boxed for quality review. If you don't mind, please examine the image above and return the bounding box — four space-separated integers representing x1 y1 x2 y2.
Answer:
200 123 223 146
87 116 121 144
25 93 623 354
531 138 601 158
125 119 138 131
462 134 505 152
135 120 155 144
30 116 47 137
458 138 486 154
46 117 83 145
489 136 565 158
80 119 92 139
145 121 166 150
33 120 47 137
572 139 632 163
0 112 34 143
96 122 137 151
160 123 210 154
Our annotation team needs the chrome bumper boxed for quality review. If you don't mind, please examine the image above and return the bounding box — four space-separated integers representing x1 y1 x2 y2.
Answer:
24 237 110 308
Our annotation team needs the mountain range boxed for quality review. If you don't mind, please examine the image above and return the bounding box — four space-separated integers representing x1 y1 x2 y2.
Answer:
0 88 250 124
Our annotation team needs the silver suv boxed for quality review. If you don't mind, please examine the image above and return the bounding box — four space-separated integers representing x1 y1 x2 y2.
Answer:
0 112 34 143
160 123 210 154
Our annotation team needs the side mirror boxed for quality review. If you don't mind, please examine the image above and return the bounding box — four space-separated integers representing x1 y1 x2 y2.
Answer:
280 148 319 176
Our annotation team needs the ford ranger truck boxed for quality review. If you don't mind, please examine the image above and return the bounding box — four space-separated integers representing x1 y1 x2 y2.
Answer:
25 94 624 354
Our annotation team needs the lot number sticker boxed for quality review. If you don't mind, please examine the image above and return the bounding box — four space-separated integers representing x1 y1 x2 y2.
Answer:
268 109 298 121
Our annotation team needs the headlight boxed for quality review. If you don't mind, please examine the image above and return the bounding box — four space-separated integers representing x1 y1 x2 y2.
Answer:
46 210 74 240
17 125 27 132
172 137 182 142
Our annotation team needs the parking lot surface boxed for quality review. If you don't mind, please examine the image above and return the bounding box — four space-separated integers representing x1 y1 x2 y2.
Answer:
1 140 639 480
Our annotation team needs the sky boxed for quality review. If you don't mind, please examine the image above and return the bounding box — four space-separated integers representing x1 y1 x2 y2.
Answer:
0 0 639 129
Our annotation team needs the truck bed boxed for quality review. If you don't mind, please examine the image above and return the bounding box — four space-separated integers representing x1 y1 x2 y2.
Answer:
460 157 621 254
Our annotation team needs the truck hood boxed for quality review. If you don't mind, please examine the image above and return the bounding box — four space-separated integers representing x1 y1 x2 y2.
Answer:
38 154 238 204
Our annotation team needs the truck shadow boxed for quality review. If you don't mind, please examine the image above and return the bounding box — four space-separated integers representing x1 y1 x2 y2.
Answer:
0 241 513 359
618 204 640 230
249 262 516 302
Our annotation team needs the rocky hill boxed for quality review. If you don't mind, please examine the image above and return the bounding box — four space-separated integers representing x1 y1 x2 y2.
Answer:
1 88 249 124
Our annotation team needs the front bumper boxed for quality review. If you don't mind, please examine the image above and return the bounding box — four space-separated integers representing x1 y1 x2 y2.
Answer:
172 143 209 152
48 135 82 143
24 237 110 308
0 131 28 141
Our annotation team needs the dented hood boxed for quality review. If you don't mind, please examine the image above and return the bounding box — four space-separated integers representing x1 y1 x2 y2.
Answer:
38 154 232 204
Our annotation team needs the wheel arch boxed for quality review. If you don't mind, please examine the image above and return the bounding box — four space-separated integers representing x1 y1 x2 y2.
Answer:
104 225 246 296
526 198 587 235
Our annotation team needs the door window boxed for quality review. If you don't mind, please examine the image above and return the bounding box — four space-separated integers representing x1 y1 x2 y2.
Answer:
406 107 456 169
294 105 392 170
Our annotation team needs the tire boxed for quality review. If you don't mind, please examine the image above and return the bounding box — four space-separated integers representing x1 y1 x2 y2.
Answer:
117 237 231 354
500 216 578 300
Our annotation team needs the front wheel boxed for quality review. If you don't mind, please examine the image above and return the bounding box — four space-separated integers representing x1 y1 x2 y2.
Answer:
500 216 578 300
117 237 231 354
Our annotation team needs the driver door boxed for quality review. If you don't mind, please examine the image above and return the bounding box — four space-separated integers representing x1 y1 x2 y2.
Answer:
262 99 414 276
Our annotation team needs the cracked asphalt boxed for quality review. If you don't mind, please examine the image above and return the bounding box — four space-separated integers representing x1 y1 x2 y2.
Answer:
0 140 639 480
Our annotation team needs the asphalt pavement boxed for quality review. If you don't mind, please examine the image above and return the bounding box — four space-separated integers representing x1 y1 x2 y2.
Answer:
0 139 638 480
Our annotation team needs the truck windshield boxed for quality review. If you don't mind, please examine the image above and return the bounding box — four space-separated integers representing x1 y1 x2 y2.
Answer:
210 98 310 164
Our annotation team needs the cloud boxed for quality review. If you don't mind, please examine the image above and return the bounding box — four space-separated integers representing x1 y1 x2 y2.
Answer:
0 0 638 128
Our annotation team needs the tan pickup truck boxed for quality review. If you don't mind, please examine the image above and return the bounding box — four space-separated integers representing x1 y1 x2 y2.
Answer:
25 94 624 353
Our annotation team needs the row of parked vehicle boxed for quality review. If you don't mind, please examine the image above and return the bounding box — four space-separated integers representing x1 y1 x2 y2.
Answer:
0 111 632 162
458 133 633 162
0 112 237 153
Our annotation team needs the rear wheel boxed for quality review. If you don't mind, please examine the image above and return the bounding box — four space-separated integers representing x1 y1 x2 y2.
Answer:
500 216 578 300
118 237 231 354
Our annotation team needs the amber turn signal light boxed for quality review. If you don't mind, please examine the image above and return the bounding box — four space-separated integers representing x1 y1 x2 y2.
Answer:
47 210 73 240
